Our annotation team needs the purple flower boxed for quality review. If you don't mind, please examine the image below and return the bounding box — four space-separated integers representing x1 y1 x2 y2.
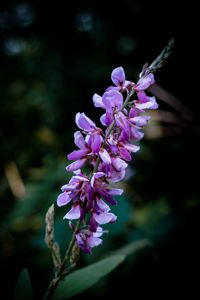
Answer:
134 94 158 110
133 74 158 110
57 172 91 220
66 130 103 172
109 66 133 91
75 112 102 135
92 197 117 225
134 73 155 91
57 66 158 253
107 134 140 161
100 90 123 126
75 227 103 253
93 93 105 108
64 203 81 220
91 172 123 203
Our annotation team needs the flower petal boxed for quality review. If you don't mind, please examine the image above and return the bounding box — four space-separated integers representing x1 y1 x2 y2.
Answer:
111 66 125 87
130 127 144 141
100 113 108 126
74 131 86 149
137 91 149 103
66 158 87 172
64 204 81 220
87 236 102 248
102 90 123 113
93 93 105 108
109 169 126 182
124 143 140 152
67 149 88 160
93 226 103 237
90 134 102 153
61 184 77 192
119 147 132 161
96 197 110 212
72 175 89 182
108 188 123 196
115 111 129 132
129 107 140 118
130 116 151 127
103 193 118 205
75 112 96 132
99 148 111 164
105 112 113 125
91 172 106 187
135 73 155 90
75 233 90 253
134 97 158 110
89 217 98 232
57 192 71 207
93 211 117 224
111 157 128 171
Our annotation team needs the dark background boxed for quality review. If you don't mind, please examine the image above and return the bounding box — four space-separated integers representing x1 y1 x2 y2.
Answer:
0 0 199 299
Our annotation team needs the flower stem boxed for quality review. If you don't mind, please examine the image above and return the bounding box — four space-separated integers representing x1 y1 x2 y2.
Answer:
42 220 81 300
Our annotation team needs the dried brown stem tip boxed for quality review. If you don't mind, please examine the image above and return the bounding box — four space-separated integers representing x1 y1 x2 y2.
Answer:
140 38 174 78
45 204 61 273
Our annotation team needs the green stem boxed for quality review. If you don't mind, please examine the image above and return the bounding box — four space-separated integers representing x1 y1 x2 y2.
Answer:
42 220 81 300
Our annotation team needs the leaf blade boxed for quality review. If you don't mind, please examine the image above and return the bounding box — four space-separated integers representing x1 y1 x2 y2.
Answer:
14 269 33 300
53 254 125 300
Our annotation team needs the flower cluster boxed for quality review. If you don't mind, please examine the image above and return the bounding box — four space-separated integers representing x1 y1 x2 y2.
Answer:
57 67 158 253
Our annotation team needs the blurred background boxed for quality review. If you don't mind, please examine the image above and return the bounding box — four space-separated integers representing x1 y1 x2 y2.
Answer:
0 0 199 299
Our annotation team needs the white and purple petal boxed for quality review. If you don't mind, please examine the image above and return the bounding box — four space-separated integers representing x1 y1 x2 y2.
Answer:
87 236 103 248
134 96 158 110
57 192 71 207
93 226 103 237
130 115 151 127
74 131 86 149
135 73 155 91
124 143 140 153
111 66 125 87
111 157 128 171
61 183 77 192
93 211 117 224
72 175 89 182
66 158 87 172
99 148 111 164
102 90 123 113
92 93 105 108
130 127 144 141
75 112 96 132
67 149 89 160
96 197 110 212
108 188 123 196
91 172 106 187
63 204 81 220
109 169 126 182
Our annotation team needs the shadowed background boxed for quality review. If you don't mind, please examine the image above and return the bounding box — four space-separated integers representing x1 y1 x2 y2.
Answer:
0 0 199 299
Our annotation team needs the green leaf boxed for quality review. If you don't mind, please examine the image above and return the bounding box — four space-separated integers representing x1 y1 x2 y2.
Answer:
14 269 33 300
111 239 150 257
53 254 125 300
